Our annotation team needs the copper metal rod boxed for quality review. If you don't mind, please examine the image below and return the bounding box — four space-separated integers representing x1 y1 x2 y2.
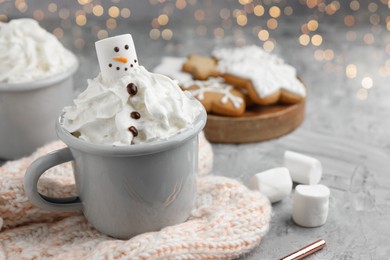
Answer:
280 239 326 260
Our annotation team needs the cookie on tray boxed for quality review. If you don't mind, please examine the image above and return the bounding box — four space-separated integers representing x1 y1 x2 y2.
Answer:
181 78 245 117
182 54 219 80
212 45 306 105
236 87 257 107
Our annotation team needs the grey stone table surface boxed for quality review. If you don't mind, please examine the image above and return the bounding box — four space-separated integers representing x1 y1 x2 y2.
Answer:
2 16 390 259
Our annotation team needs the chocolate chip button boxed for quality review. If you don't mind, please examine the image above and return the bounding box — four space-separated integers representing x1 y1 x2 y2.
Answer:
126 83 138 96
130 111 141 119
128 126 138 137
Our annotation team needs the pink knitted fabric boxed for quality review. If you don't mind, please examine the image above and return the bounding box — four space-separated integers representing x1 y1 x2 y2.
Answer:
0 134 271 259
198 131 214 176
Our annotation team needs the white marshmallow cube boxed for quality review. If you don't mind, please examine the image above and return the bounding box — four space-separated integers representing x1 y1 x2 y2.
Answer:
95 34 139 81
292 184 330 227
248 167 293 203
284 151 322 185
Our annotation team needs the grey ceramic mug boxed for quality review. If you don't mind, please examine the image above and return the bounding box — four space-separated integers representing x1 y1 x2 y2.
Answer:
24 108 206 239
0 63 78 159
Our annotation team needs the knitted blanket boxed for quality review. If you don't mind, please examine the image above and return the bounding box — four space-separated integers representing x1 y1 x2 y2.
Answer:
0 133 271 259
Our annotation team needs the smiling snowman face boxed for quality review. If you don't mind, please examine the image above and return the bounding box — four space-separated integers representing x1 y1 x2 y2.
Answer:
95 34 139 81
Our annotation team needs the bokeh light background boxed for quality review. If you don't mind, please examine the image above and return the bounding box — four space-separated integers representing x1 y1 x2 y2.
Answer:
1 0 390 101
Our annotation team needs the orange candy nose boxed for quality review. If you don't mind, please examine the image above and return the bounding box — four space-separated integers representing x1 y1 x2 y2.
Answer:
113 56 128 63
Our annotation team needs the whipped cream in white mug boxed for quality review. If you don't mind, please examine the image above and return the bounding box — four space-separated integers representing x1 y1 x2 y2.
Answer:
0 19 77 83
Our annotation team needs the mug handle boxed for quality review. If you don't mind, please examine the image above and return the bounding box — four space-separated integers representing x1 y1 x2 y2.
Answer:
24 147 83 212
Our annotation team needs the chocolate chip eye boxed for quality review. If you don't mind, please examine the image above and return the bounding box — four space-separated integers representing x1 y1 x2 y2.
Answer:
114 47 119 52
125 45 129 50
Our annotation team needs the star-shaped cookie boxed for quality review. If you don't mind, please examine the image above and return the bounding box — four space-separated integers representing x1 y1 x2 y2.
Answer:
181 78 245 117
213 46 306 105
182 54 219 80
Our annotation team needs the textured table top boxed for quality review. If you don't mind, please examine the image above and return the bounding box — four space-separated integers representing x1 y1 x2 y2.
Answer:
2 14 390 259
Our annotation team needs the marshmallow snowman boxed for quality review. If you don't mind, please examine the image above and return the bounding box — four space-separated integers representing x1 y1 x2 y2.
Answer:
95 34 139 81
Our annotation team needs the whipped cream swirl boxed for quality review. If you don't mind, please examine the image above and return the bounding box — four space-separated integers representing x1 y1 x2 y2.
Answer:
0 19 77 83
63 66 202 145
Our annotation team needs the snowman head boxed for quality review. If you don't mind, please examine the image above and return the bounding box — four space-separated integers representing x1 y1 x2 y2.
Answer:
95 34 139 81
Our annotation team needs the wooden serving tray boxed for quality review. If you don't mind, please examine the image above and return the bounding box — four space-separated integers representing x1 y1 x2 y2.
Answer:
204 100 305 144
